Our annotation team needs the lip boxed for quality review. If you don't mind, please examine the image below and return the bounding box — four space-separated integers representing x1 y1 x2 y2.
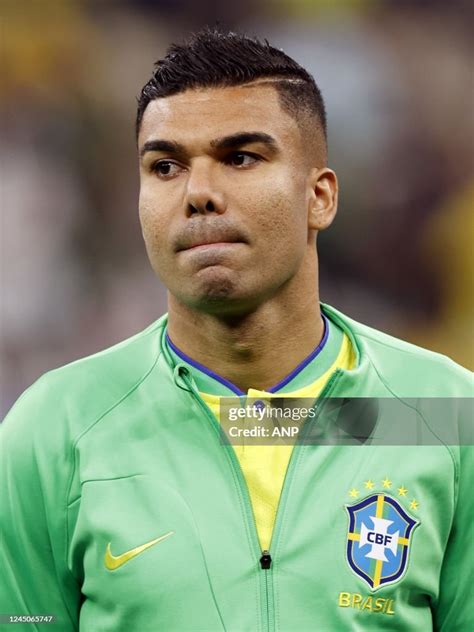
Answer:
174 223 248 253
181 241 244 252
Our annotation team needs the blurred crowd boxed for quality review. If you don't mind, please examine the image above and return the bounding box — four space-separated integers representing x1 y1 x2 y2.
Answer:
1 0 473 415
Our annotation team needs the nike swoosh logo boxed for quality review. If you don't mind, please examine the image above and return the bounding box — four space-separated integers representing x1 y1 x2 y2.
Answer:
104 531 174 571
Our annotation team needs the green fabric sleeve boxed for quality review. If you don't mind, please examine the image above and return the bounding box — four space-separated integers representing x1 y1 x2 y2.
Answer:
433 443 474 631
1 380 81 632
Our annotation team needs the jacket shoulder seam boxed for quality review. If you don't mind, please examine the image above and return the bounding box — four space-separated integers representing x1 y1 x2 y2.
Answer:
356 331 449 363
64 344 164 579
66 345 163 494
363 341 458 482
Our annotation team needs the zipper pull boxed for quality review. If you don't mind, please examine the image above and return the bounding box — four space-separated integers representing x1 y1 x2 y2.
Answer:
260 550 272 570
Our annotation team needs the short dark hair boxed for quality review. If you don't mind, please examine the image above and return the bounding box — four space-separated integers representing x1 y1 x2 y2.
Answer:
136 28 327 146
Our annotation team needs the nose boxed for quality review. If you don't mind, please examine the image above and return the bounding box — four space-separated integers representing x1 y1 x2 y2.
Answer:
184 159 227 216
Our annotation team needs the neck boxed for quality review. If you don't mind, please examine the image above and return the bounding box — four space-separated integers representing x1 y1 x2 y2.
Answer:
166 264 324 393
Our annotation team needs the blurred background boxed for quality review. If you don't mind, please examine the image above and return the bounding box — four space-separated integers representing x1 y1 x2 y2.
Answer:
1 0 473 415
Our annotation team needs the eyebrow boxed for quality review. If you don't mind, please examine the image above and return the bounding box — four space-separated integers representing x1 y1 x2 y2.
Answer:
139 131 278 159
210 131 278 151
140 139 185 158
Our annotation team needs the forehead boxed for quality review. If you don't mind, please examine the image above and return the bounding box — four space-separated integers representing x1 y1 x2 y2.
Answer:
138 84 301 149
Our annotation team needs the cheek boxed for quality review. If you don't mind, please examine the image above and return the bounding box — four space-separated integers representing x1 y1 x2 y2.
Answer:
249 185 308 252
138 187 171 249
138 197 177 282
139 205 159 245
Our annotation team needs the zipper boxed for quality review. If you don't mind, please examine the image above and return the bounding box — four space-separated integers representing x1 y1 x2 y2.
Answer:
182 372 271 630
260 551 272 570
260 550 272 632
181 369 342 632
267 368 343 554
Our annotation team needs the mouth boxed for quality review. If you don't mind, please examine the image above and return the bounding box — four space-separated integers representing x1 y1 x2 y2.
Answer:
180 240 243 252
175 225 248 253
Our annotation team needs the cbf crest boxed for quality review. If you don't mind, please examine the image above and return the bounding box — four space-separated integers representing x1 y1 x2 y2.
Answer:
345 488 419 591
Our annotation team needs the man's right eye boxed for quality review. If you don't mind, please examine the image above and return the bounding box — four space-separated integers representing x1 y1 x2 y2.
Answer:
151 161 182 178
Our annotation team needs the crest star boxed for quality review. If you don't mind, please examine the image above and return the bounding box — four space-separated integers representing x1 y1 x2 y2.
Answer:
364 480 374 490
382 477 392 489
349 488 360 498
410 499 419 510
398 486 408 497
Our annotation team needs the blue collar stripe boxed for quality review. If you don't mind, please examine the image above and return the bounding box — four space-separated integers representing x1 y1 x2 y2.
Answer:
267 313 329 392
166 333 245 395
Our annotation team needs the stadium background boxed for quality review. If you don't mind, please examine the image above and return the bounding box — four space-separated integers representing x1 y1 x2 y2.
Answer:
1 0 473 416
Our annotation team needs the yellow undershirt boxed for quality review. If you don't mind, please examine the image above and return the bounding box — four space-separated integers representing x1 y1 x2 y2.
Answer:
201 333 355 551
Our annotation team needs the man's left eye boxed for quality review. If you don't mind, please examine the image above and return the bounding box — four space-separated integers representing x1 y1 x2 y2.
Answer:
228 153 259 167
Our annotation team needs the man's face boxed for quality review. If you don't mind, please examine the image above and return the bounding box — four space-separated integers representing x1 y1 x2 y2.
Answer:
138 84 319 315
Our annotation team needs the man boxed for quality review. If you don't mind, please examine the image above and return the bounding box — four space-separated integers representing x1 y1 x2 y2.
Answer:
1 29 472 632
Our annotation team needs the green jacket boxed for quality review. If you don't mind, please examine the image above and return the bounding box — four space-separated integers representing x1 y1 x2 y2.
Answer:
1 304 472 631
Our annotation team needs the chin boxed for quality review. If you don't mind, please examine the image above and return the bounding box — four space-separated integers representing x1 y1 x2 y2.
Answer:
177 272 258 316
195 266 240 297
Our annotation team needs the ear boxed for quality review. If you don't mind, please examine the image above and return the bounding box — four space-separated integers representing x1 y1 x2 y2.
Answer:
307 167 338 231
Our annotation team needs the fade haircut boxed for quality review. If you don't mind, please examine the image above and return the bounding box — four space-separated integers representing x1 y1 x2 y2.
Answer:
136 28 327 154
